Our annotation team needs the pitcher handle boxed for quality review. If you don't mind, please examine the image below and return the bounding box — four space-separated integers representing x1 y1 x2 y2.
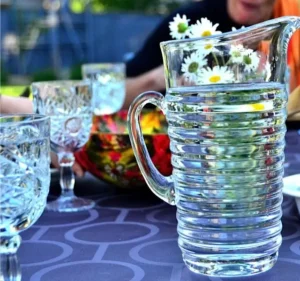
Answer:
127 91 175 205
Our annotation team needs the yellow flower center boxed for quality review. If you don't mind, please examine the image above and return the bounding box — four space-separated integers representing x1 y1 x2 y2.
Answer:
202 30 212 37
209 75 221 83
251 103 265 111
204 44 213 50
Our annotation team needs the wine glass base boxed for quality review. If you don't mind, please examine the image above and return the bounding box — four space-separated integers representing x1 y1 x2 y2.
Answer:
46 196 95 213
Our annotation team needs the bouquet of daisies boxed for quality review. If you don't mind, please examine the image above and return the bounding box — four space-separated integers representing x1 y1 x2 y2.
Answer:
169 14 270 85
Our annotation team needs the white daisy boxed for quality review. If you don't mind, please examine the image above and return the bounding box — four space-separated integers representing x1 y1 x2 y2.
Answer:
169 14 190 40
232 26 245 31
229 44 250 64
181 52 207 82
191 39 221 57
198 66 235 84
242 51 260 72
188 18 222 39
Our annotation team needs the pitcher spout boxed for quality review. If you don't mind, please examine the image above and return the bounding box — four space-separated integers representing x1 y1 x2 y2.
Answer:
257 16 300 84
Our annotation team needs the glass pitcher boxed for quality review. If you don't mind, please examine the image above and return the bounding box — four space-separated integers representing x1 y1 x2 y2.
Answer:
127 16 300 277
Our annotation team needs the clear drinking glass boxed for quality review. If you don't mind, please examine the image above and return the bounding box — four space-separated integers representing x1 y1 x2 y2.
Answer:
0 114 50 280
31 80 95 212
82 63 126 115
128 17 300 277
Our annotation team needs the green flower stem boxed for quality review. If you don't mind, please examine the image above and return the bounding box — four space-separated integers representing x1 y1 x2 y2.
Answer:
233 64 240 80
221 55 226 66
212 52 219 66
225 58 232 66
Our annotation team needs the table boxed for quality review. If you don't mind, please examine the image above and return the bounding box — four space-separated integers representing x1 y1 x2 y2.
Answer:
19 131 300 281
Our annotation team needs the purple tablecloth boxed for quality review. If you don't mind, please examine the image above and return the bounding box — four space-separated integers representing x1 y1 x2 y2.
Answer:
19 130 300 281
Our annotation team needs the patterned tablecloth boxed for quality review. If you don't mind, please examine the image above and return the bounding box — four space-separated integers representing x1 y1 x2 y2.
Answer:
19 131 300 281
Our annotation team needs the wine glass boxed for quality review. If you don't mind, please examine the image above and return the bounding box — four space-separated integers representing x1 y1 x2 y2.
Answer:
81 63 126 115
0 114 50 280
31 80 95 212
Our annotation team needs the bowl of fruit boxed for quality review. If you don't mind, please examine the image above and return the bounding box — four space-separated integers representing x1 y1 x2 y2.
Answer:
75 109 172 189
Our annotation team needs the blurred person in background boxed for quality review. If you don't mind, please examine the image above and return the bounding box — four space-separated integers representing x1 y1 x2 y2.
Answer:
1 0 299 176
2 0 299 112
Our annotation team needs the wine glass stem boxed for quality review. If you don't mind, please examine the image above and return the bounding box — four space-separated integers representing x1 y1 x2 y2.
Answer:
0 253 21 281
58 152 75 197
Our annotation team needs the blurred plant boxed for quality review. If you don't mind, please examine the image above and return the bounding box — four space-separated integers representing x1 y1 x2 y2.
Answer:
1 8 60 76
69 63 83 79
30 63 83 82
32 68 58 81
2 33 20 56
69 0 187 14
1 61 9 85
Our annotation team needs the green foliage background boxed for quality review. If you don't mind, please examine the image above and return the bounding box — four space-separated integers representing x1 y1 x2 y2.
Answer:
69 0 183 14
2 0 186 86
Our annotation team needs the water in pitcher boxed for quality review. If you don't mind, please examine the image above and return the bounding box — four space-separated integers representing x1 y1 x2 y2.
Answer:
165 82 286 276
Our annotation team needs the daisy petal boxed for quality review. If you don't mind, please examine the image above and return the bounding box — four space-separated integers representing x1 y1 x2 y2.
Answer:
181 52 208 82
198 66 235 84
188 17 222 39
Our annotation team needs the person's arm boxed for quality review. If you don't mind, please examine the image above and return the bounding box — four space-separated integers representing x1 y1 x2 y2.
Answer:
124 10 176 108
0 95 33 114
123 65 165 109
